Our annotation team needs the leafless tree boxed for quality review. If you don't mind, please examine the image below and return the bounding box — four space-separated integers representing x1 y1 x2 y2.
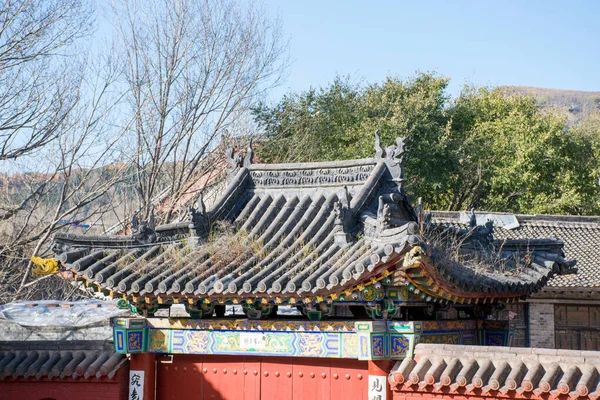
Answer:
110 0 288 223
0 0 289 302
0 0 94 161
0 0 135 302
0 55 133 301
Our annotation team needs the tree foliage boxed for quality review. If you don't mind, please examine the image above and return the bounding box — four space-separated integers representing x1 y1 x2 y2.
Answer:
254 73 600 215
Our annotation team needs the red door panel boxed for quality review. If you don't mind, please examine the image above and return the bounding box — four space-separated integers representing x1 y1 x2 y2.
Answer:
157 354 368 400
202 355 254 400
242 356 262 400
260 357 293 400
157 355 204 400
292 358 331 400
330 359 368 400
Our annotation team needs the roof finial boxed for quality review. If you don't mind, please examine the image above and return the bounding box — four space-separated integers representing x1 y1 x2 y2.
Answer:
469 208 477 228
197 191 206 215
243 138 254 167
374 130 384 159
374 132 409 185
130 209 140 231
148 205 155 229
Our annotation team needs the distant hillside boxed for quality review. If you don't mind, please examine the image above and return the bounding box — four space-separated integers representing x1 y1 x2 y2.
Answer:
500 86 600 124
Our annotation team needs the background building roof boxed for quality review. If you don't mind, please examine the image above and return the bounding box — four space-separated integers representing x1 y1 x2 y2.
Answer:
433 212 600 291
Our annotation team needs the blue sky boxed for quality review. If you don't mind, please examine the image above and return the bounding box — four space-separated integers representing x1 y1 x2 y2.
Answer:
263 0 600 100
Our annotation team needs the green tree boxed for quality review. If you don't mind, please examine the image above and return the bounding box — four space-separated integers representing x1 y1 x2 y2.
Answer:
446 87 599 214
254 73 600 215
252 76 362 163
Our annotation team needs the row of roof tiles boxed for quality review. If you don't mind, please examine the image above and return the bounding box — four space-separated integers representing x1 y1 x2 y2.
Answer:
390 344 600 399
51 151 581 307
0 349 126 380
57 192 409 300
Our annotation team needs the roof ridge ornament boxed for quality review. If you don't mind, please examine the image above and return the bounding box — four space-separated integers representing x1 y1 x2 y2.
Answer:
225 137 254 184
129 207 157 243
376 195 392 233
243 138 254 168
373 131 408 185
148 205 155 230
333 186 353 246
467 208 495 249
188 191 209 246
130 209 140 231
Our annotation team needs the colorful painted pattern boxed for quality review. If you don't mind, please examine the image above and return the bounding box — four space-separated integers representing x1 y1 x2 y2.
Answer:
152 328 357 358
114 318 511 358
389 335 410 358
145 318 356 332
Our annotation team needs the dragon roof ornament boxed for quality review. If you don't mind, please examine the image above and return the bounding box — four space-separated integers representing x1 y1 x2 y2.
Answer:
225 138 254 183
374 131 408 186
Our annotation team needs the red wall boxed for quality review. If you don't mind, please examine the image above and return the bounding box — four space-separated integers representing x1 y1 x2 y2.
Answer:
0 365 129 400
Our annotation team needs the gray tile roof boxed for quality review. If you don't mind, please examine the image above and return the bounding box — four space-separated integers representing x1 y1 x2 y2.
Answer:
48 139 576 308
0 341 127 380
432 212 600 289
389 343 600 398
52 158 418 300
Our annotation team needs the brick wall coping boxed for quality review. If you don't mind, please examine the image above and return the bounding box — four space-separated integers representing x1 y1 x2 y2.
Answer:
0 341 127 381
389 344 600 399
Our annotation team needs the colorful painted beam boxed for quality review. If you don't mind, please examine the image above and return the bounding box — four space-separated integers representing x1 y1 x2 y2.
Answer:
113 318 512 360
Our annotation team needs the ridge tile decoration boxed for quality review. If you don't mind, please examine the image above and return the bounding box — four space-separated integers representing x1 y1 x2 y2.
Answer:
432 211 600 293
50 134 575 320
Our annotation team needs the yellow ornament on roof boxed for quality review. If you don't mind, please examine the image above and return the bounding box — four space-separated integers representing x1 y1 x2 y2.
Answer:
31 256 59 276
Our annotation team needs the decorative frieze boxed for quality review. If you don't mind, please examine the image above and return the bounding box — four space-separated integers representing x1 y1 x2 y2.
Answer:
113 318 513 359
249 165 374 188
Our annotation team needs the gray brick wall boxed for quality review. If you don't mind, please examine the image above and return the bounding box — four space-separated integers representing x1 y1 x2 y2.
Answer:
528 302 555 348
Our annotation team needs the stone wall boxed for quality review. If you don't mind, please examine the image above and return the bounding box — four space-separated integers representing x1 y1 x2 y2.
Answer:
528 302 555 348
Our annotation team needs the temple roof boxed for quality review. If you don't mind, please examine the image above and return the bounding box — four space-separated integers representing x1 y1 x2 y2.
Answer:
433 212 600 291
50 136 574 309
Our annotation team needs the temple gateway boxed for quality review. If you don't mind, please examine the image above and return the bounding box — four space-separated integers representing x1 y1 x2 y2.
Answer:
44 136 595 400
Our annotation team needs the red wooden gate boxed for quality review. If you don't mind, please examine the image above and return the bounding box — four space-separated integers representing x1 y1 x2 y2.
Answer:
157 355 368 400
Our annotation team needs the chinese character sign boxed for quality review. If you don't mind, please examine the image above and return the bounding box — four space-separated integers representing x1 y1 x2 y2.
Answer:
368 375 387 400
129 370 145 400
239 332 267 349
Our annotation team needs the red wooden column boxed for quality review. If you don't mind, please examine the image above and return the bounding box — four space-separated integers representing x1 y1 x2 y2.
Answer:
368 360 395 400
130 353 157 400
